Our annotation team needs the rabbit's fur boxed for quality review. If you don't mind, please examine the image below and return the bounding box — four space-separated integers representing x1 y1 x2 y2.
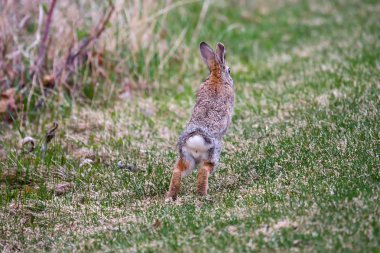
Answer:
166 42 234 200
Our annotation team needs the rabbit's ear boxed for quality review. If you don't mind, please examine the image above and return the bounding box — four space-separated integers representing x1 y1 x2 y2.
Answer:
200 42 215 70
215 42 225 65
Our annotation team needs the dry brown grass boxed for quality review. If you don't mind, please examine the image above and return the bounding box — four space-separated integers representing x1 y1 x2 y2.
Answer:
0 0 204 121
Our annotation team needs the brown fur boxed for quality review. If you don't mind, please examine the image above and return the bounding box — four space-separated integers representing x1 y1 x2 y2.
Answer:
196 162 214 196
166 158 190 200
191 77 234 138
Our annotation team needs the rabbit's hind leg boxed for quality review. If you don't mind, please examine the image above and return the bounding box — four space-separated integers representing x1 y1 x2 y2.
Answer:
166 157 194 200
196 161 214 196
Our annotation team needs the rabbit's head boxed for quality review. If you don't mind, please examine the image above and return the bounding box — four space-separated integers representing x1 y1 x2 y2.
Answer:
200 42 233 86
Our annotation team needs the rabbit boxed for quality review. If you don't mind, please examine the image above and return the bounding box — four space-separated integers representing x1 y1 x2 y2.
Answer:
166 42 234 200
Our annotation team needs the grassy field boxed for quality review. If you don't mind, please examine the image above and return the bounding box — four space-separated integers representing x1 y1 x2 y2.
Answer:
1 0 380 252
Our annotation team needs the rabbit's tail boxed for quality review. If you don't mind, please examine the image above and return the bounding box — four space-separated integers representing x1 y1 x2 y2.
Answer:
179 128 214 162
186 135 212 152
184 128 213 146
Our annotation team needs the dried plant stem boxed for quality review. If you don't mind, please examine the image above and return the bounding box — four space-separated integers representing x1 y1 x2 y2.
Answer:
33 0 57 75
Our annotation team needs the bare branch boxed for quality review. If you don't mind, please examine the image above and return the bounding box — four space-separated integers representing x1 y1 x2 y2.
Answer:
32 0 57 76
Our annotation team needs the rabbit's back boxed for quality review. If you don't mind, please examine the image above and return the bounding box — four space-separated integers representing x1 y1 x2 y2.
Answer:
188 81 234 139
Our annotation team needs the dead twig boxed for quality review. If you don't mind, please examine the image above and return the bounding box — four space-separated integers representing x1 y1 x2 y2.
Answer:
42 121 59 152
31 0 57 76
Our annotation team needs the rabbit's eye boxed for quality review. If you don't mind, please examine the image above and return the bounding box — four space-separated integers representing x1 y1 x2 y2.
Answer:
228 67 231 74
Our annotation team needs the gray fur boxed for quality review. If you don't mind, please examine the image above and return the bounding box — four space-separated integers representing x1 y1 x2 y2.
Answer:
177 42 234 170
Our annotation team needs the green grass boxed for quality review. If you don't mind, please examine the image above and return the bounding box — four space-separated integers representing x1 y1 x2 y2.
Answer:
1 0 380 252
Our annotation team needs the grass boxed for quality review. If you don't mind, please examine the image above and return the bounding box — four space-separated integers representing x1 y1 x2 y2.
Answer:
1 0 380 252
